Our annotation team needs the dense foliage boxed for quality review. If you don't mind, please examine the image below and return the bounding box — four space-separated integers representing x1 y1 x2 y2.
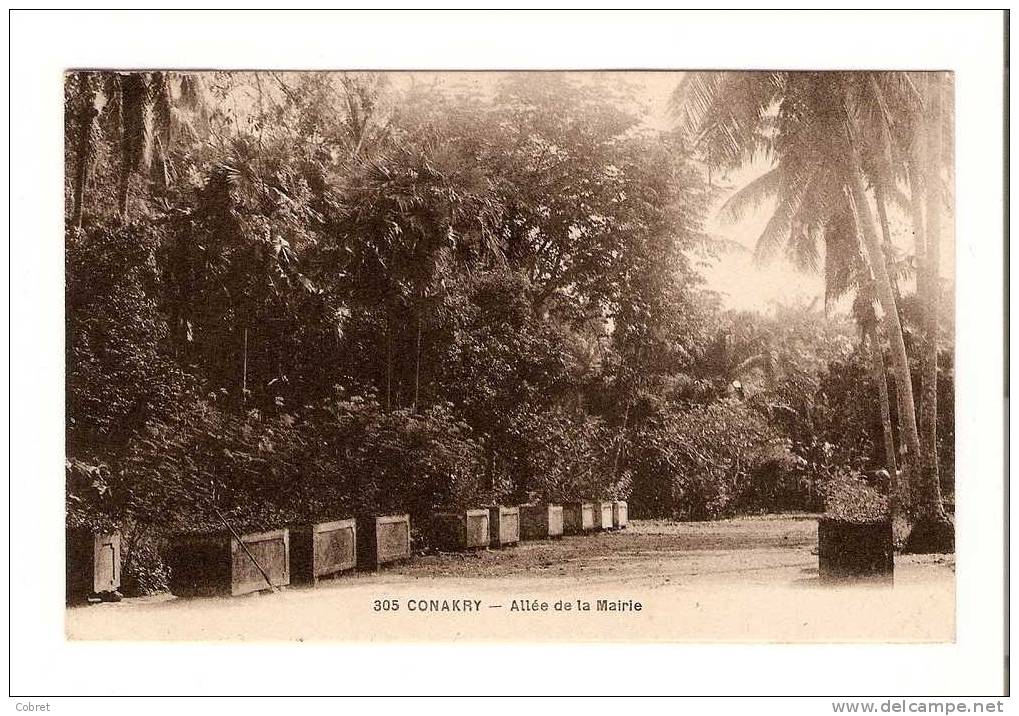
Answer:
64 71 955 592
629 400 779 520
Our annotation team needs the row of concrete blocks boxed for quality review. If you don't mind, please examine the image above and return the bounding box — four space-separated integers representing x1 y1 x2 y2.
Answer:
67 501 628 601
67 518 407 602
432 500 628 553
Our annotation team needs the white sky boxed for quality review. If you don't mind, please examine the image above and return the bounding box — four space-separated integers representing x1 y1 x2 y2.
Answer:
629 72 828 313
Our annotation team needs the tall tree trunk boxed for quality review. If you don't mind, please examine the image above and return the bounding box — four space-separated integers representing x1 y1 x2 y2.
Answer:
845 158 923 501
866 323 898 477
873 176 910 482
413 285 423 411
117 73 151 224
241 327 248 407
413 314 421 411
873 182 901 299
384 314 393 412
71 100 98 229
117 175 130 221
916 74 946 520
611 398 632 481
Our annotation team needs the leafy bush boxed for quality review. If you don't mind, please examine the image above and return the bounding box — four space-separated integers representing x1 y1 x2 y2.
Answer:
629 400 780 520
66 457 121 533
819 470 889 523
316 392 486 522
120 527 170 597
500 407 625 503
67 458 171 597
66 224 187 453
115 391 485 569
744 444 813 513
119 396 308 534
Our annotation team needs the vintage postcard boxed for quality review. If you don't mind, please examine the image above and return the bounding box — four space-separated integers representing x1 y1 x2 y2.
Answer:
63 68 957 644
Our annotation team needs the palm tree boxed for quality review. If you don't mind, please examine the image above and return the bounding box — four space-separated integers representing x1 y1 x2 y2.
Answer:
858 72 954 547
66 73 102 229
339 139 505 411
822 210 901 479
673 71 952 549
850 70 953 537
697 322 776 398
678 74 902 467
66 71 206 226
915 73 953 523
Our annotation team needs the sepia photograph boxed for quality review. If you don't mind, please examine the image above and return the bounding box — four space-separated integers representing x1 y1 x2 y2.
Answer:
62 68 958 642
7 7 1007 702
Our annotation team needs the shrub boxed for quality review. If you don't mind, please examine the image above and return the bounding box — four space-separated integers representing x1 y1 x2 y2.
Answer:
120 526 170 597
66 224 186 454
119 396 308 534
628 399 779 520
67 458 171 597
768 354 890 500
66 457 122 533
819 470 889 524
114 391 485 567
316 392 486 523
500 407 625 504
745 444 813 513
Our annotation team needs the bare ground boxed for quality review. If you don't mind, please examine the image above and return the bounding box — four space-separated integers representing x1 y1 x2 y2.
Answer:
66 515 956 643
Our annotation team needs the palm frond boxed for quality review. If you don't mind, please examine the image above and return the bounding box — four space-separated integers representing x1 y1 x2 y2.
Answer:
786 222 822 273
716 165 781 223
149 71 173 145
176 73 203 110
752 161 816 264
671 71 782 169
670 72 725 132
822 212 864 310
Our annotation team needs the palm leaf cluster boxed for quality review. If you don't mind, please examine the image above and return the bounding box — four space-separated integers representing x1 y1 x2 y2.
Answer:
674 71 922 284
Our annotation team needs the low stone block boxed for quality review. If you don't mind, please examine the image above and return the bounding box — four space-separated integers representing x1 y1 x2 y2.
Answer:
612 500 628 529
357 514 412 571
520 504 564 540
489 506 520 548
564 502 596 535
167 528 290 597
593 501 614 530
66 529 122 603
291 518 357 584
430 509 491 551
817 518 893 584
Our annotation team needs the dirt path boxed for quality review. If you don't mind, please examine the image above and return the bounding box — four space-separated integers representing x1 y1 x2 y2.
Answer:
66 515 955 643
